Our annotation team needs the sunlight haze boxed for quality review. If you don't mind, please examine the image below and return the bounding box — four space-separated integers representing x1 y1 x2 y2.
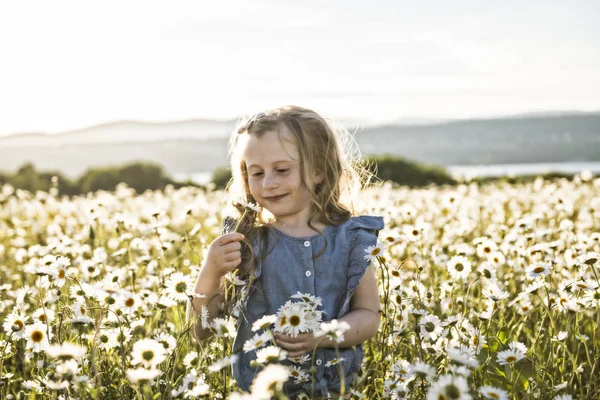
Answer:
0 0 598 136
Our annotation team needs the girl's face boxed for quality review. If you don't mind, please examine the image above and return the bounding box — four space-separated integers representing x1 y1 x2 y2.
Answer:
243 127 314 226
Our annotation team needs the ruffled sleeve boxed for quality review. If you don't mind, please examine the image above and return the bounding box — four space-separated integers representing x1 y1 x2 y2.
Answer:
337 215 385 318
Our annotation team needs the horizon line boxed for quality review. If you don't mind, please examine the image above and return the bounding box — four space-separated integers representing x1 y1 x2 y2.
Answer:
1 108 599 138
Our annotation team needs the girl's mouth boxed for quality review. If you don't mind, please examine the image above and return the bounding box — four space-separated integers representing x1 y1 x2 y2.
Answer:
265 194 288 201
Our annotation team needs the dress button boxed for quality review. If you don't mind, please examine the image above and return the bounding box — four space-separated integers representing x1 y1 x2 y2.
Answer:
305 271 312 277
316 359 322 366
304 240 310 247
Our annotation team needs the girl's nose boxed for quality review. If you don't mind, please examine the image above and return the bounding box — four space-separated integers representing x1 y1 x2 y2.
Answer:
263 173 279 189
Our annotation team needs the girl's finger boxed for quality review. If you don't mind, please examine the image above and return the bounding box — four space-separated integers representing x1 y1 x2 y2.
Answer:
218 232 245 245
276 339 306 351
286 350 308 358
222 241 242 252
225 258 242 268
224 251 241 261
275 333 298 343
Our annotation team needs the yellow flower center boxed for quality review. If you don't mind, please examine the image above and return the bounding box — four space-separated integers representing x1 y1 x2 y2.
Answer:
31 330 44 343
142 350 154 361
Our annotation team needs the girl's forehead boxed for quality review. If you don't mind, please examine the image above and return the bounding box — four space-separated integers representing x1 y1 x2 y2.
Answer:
243 129 299 167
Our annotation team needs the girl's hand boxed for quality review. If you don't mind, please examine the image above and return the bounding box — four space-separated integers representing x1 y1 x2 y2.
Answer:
273 331 321 358
203 232 245 277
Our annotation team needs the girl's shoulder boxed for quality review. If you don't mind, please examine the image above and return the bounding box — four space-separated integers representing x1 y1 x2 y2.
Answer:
334 215 385 247
335 215 385 233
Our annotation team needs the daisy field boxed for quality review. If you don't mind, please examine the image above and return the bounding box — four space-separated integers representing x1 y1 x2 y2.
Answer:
0 174 599 399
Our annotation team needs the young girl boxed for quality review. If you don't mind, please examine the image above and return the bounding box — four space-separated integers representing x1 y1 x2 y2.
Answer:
191 105 384 399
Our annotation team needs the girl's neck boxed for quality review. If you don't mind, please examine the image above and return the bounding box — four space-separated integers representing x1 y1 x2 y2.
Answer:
271 219 328 236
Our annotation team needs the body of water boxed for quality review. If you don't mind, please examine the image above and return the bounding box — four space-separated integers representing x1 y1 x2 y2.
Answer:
173 172 213 185
447 161 600 179
174 162 600 185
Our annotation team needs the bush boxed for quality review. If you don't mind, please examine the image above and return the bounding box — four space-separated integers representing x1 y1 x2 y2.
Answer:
0 161 192 196
211 167 233 190
364 154 456 187
77 167 121 194
77 162 178 194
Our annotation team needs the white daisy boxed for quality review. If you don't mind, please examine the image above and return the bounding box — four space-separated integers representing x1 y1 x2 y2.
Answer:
163 272 195 302
275 303 310 338
363 241 387 262
426 374 471 400
577 252 599 266
447 256 472 280
126 368 162 384
419 315 444 341
287 353 311 365
153 332 177 354
235 199 261 213
524 278 546 294
483 282 509 302
118 292 143 316
447 345 478 368
130 339 167 369
289 365 310 384
250 364 290 398
479 385 509 400
291 292 323 308
25 322 52 353
31 307 55 325
553 395 573 400
255 345 287 364
210 317 236 338
315 319 351 343
71 300 94 324
468 328 486 354
412 361 436 380
497 348 525 365
96 328 119 351
325 357 345 367
3 311 29 339
48 256 70 287
508 341 528 354
477 239 497 258
22 380 42 391
45 342 87 360
525 262 553 279
243 331 272 353
183 351 200 369
487 251 505 266
252 314 277 332
208 354 238 372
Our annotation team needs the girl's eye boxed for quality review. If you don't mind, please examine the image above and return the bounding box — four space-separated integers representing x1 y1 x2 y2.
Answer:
277 169 289 173
252 172 263 177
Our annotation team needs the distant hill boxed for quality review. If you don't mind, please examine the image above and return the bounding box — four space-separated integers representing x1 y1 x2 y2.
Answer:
0 119 237 147
0 112 598 177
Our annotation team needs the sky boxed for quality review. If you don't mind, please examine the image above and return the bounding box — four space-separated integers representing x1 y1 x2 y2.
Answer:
0 0 599 136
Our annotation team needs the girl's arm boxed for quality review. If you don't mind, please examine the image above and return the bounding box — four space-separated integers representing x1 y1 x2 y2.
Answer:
190 232 245 341
190 266 225 341
274 265 381 355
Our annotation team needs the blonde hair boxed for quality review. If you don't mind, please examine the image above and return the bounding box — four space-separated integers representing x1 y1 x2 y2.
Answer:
225 105 371 279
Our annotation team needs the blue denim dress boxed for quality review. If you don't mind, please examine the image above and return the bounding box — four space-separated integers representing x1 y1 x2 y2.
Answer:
225 215 384 398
